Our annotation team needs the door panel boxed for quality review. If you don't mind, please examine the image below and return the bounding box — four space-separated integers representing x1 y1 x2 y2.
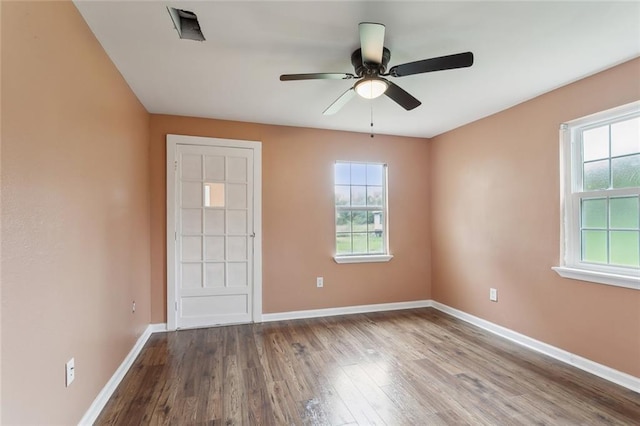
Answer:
175 144 254 328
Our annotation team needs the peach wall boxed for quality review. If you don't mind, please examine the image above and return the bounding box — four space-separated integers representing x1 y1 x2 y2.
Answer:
429 58 640 377
0 1 4 419
1 2 150 424
150 116 431 322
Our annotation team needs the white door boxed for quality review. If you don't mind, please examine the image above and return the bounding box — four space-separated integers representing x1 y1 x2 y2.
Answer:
167 136 261 329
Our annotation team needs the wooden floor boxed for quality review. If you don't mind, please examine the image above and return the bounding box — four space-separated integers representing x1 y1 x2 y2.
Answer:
96 308 640 425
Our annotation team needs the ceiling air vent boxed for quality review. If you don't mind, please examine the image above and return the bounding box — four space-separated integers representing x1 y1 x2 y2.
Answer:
167 7 205 41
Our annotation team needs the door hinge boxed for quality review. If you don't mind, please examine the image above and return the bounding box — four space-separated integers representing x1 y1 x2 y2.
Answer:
174 160 178 171
175 231 177 241
175 301 178 311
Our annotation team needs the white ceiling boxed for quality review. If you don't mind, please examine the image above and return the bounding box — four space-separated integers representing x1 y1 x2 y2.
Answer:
74 1 640 138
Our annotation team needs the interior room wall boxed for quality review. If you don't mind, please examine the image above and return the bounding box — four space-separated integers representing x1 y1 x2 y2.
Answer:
429 58 640 377
150 115 431 322
1 2 151 423
0 1 4 418
3 2 635 422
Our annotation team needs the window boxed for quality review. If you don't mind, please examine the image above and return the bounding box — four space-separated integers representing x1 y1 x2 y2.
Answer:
334 161 392 263
553 101 640 290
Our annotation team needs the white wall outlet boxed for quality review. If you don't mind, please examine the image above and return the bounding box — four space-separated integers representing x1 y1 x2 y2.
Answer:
65 358 75 387
490 288 498 302
316 277 324 288
132 301 136 313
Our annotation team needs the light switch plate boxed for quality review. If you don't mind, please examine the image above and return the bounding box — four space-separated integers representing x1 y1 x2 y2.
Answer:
66 358 75 387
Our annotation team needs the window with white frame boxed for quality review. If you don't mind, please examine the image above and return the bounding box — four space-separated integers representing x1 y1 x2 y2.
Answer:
334 161 392 263
553 101 640 290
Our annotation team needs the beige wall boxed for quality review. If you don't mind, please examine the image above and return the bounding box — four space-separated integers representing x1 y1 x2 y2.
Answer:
150 115 431 322
1 2 151 424
429 58 640 377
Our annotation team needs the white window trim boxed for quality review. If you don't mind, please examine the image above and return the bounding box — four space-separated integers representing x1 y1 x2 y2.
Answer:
333 161 392 264
552 266 638 290
554 101 640 290
334 254 393 264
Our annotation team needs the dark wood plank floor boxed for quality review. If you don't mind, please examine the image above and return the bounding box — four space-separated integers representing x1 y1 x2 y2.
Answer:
96 308 640 425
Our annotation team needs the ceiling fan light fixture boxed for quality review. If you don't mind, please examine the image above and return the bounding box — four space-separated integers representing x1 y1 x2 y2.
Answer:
355 78 388 99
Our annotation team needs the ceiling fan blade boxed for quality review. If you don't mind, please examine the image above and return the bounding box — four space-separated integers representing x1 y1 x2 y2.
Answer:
323 87 356 115
359 22 385 64
384 81 421 111
280 73 354 81
389 52 474 77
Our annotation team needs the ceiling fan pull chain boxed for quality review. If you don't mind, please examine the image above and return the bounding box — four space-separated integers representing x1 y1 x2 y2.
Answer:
370 104 375 138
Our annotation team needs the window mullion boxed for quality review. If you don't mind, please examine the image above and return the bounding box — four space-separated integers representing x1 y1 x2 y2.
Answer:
606 197 610 264
336 206 380 211
570 193 581 266
608 124 613 191
576 188 640 198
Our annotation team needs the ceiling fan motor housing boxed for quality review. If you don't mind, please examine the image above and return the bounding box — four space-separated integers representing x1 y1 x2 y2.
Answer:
351 47 391 76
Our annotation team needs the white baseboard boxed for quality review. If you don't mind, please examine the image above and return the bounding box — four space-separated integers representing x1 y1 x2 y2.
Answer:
431 301 640 394
261 300 432 322
148 323 167 333
79 323 167 425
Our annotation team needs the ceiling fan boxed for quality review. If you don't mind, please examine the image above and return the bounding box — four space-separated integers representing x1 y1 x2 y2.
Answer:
280 22 474 115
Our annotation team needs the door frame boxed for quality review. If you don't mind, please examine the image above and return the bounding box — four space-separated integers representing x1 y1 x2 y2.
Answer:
166 134 262 331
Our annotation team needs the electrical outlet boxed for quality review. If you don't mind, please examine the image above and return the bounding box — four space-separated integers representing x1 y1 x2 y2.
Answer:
316 277 324 288
132 301 136 313
65 358 75 387
490 288 498 302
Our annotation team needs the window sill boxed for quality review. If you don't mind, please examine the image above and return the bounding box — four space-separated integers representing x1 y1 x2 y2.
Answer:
334 254 393 264
552 266 639 290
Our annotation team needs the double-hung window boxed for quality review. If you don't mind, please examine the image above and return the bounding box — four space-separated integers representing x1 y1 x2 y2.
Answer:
554 101 640 289
334 161 392 263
